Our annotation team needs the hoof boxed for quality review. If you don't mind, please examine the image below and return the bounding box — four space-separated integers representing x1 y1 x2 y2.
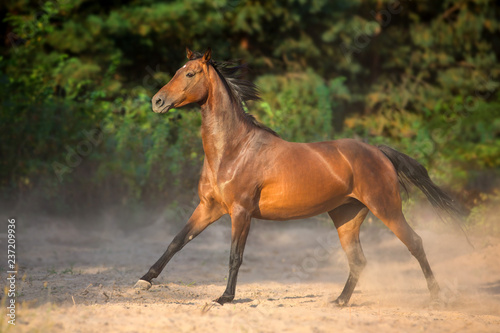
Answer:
214 294 234 305
332 297 349 307
134 279 152 290
429 294 446 309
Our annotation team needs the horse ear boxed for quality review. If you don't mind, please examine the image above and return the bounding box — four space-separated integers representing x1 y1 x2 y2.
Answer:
186 47 194 60
202 47 212 63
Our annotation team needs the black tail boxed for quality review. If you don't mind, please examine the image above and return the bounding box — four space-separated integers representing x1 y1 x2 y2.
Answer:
378 145 465 219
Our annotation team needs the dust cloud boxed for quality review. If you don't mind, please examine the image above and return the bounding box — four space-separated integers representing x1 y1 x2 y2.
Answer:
1 204 499 332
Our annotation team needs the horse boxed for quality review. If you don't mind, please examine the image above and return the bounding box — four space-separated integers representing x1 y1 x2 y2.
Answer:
134 47 462 306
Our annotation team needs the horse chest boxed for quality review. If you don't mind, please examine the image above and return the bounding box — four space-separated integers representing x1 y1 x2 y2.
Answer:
206 161 256 206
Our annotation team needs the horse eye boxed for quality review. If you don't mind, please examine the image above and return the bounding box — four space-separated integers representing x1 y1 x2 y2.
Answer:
186 72 195 78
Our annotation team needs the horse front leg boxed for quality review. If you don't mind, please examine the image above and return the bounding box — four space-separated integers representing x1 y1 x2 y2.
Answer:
135 202 223 289
215 206 251 305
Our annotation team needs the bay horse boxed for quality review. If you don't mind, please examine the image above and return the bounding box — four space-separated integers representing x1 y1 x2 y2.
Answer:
135 48 462 306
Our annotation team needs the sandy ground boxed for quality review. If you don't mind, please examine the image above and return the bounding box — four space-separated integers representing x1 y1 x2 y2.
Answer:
1 212 500 333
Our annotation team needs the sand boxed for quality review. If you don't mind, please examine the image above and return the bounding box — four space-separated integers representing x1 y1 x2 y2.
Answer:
1 212 499 332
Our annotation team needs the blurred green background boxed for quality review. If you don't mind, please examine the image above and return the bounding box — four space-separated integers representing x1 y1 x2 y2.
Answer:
0 0 499 225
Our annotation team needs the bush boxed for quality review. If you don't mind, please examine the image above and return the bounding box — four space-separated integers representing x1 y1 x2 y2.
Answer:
253 70 350 142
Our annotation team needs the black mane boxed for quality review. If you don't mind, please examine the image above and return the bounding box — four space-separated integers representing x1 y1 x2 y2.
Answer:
190 52 279 137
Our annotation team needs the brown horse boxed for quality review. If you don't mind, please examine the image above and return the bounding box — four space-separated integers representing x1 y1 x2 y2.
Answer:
135 48 462 306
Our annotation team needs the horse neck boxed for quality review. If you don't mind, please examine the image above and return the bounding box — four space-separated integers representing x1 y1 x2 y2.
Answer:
200 69 254 171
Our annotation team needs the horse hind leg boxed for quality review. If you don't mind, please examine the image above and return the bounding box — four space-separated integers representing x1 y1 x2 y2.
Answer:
366 199 440 299
385 213 440 298
328 200 369 306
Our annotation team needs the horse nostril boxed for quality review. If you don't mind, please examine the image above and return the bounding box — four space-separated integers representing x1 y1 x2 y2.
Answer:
155 97 164 107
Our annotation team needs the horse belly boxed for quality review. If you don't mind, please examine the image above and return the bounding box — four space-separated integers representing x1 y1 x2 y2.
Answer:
256 165 350 220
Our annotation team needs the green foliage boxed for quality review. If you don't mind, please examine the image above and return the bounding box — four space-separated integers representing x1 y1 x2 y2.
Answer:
467 190 500 235
253 70 349 142
0 0 499 214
